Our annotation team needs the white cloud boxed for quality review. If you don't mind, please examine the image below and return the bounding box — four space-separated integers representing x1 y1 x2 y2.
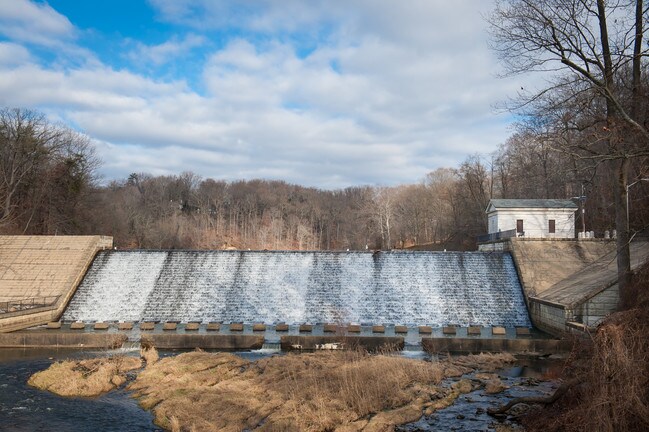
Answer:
0 0 74 46
0 42 31 65
0 64 187 111
128 33 206 66
0 0 540 189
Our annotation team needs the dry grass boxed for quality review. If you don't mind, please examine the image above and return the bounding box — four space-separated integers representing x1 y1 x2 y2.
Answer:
28 355 141 397
523 263 649 432
26 342 518 430
140 345 159 366
128 349 517 432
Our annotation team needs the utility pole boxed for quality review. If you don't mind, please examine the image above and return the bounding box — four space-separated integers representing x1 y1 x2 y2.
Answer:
572 184 587 236
580 184 586 236
626 178 649 229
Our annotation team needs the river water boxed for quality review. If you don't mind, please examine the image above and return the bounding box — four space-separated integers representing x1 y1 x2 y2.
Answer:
0 348 560 431
0 349 159 432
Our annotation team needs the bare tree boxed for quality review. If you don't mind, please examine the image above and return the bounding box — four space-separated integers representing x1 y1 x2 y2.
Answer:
0 108 59 229
489 0 649 300
0 108 100 234
369 187 396 249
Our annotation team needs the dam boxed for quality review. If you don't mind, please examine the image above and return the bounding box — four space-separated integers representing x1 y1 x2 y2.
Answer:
7 235 620 353
62 250 531 327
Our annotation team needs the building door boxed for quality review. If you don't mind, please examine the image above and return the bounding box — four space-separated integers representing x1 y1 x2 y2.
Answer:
549 219 556 234
516 219 524 234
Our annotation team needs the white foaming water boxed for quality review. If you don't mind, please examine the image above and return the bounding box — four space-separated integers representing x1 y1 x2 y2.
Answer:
63 250 532 327
64 251 166 322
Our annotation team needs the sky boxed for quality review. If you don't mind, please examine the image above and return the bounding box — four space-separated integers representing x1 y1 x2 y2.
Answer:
0 0 534 189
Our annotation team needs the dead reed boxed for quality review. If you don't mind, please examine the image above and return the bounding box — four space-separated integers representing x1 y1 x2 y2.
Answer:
128 348 517 432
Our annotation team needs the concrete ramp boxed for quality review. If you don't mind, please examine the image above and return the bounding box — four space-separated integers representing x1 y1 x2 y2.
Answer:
0 235 113 332
508 238 616 298
536 241 649 307
508 238 649 335
528 241 649 333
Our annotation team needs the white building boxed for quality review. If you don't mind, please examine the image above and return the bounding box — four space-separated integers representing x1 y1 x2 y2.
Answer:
486 199 578 239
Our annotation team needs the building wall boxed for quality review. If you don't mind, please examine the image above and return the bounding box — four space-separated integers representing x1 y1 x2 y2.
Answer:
488 214 498 234
488 209 575 238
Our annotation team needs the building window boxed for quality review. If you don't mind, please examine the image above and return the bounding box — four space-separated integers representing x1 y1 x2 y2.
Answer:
549 219 556 234
516 219 524 233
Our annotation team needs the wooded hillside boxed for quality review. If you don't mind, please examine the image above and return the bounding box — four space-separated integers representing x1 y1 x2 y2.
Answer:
1 107 647 251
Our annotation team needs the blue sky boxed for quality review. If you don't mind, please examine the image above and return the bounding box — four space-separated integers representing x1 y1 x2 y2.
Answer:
0 0 535 189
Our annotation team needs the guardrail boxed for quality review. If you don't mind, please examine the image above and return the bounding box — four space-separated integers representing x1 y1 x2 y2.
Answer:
476 229 517 244
0 296 60 314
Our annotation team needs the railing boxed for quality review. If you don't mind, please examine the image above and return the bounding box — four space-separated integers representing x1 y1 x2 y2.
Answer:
0 296 60 314
476 229 518 244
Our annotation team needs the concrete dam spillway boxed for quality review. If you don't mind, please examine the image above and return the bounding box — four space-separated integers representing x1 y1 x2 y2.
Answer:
62 250 532 327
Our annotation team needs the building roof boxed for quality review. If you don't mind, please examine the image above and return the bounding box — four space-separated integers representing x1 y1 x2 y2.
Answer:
486 199 578 213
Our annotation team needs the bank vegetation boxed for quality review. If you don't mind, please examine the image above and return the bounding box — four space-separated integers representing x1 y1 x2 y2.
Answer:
487 262 649 432
29 349 517 432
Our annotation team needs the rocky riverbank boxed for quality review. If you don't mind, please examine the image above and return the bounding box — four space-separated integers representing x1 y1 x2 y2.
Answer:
28 349 548 431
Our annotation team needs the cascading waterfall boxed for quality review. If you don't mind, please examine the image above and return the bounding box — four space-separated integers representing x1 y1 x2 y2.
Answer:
63 250 531 327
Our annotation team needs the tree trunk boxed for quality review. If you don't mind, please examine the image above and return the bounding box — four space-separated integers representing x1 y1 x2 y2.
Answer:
597 0 632 305
631 0 643 119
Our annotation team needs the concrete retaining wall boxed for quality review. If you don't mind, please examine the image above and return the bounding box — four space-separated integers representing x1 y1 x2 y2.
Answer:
0 332 126 348
280 336 404 352
528 300 570 336
141 334 265 350
0 331 573 354
421 337 573 355
575 284 620 327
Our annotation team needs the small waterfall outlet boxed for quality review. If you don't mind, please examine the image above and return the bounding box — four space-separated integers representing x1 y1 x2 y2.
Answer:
63 250 531 327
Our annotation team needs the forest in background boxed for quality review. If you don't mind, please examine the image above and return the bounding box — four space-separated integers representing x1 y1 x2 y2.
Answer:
0 105 647 251
1 0 649 253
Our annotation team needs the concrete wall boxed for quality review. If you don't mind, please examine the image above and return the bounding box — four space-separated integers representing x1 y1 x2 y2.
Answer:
488 209 575 238
141 334 265 350
281 335 404 352
575 284 619 327
0 235 113 301
528 299 570 335
421 337 573 355
511 239 648 336
528 293 619 336
0 332 126 348
0 235 113 332
508 238 619 336
0 331 572 354
508 238 615 298
478 241 510 252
